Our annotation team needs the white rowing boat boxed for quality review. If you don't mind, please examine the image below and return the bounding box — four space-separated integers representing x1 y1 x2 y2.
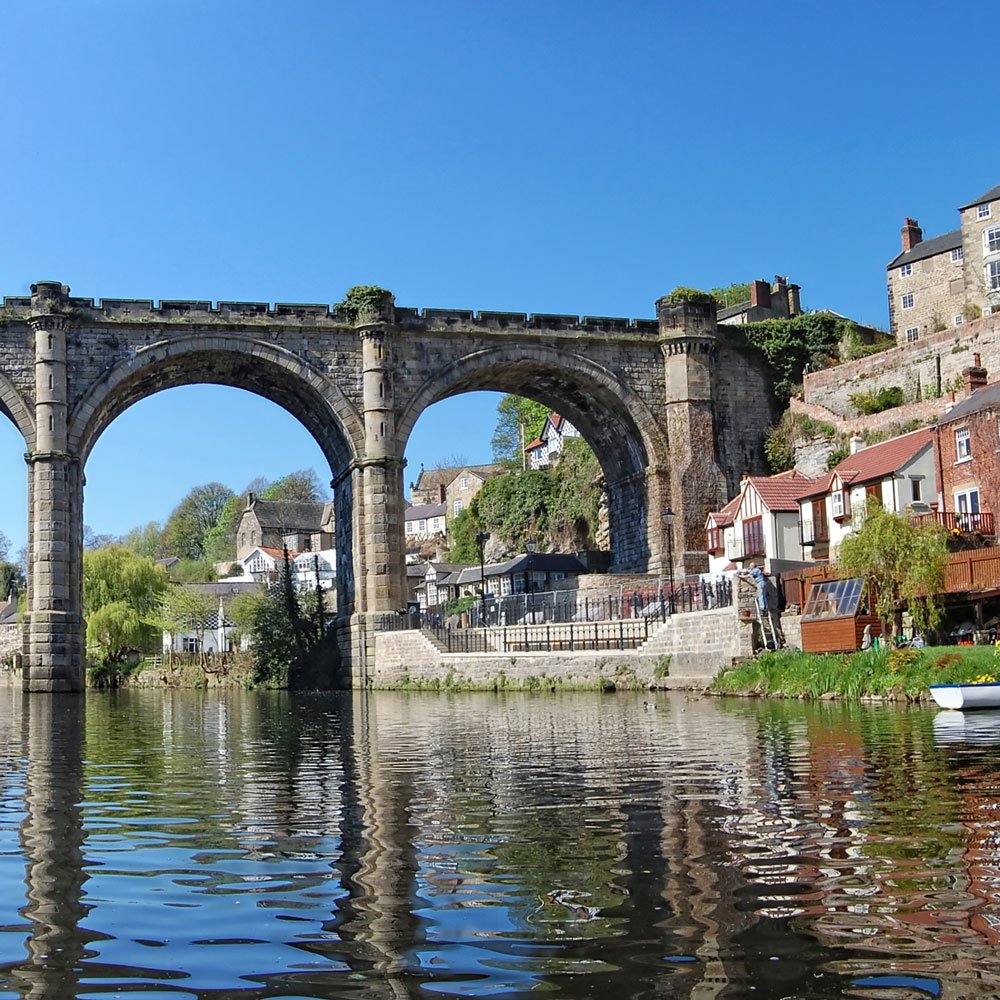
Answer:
929 682 1000 710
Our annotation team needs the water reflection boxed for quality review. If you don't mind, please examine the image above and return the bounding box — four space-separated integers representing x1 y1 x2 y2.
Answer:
2 689 1000 997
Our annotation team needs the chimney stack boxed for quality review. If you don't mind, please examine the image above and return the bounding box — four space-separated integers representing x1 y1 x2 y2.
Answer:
786 283 801 317
850 434 865 454
749 279 771 309
901 218 923 253
963 360 988 396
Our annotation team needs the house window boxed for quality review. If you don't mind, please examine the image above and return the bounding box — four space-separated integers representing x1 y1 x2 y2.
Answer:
979 204 993 220
952 247 964 262
418 519 426 532
956 488 981 530
955 314 964 326
812 499 829 542
900 263 913 278
911 478 922 502
986 227 1000 254
901 293 914 310
453 500 463 516
955 426 971 461
988 260 1000 291
182 637 200 654
831 489 850 520
742 516 764 557
905 327 919 342
460 476 469 489
706 526 724 554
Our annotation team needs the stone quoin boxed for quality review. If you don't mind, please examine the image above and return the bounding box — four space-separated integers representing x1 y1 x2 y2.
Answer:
0 282 779 691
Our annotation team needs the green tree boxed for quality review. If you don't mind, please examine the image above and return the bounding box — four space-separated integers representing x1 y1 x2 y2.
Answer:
160 482 235 560
260 469 326 502
491 396 551 466
0 562 25 599
837 498 948 640
447 506 483 562
0 530 9 562
120 520 162 558
83 546 169 663
548 437 602 548
711 281 751 307
475 470 555 548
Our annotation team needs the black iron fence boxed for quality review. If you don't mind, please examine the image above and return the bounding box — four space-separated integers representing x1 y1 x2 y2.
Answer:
373 575 733 634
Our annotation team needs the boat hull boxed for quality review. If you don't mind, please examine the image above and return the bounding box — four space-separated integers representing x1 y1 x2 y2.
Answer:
930 683 1000 710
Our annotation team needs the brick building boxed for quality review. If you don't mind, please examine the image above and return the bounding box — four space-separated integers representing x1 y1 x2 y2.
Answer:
716 276 802 326
933 360 1000 538
887 182 1000 343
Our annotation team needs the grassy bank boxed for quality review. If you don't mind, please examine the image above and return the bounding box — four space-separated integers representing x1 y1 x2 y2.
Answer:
711 645 999 702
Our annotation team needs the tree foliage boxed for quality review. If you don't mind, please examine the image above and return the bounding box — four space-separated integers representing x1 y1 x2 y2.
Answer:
148 585 218 661
662 286 715 305
837 499 948 640
260 469 325 502
739 313 858 400
83 546 169 662
336 285 393 324
475 470 555 549
0 530 9 563
120 521 162 559
0 562 25 600
447 506 482 563
546 438 602 549
160 482 235 560
711 282 751 307
491 395 551 467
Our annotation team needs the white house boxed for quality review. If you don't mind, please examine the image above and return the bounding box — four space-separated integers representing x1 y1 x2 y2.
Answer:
795 428 936 561
404 502 447 540
235 545 336 589
161 582 260 656
705 469 818 576
524 413 581 470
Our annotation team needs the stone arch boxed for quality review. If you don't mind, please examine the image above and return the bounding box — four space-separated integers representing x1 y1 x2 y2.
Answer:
0 373 35 450
396 346 669 571
68 334 363 470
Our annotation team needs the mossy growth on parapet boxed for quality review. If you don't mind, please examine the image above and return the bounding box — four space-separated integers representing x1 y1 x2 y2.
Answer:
336 285 394 324
662 286 716 306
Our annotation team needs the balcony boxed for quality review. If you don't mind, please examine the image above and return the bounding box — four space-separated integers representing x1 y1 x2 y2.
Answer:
799 519 830 546
725 536 765 562
911 511 995 536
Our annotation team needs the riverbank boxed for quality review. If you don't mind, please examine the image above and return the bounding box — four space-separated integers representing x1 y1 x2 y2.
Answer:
710 645 999 702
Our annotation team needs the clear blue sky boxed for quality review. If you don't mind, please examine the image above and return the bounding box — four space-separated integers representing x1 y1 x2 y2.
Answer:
0 0 995 558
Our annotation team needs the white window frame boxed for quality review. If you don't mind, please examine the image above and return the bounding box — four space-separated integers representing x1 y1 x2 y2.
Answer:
453 500 463 516
952 246 964 262
460 476 469 489
901 293 914 310
955 426 972 462
905 327 919 342
899 262 913 278
989 260 1000 292
831 490 845 519
956 487 981 514
955 314 964 326
979 204 992 220
985 227 1000 254
418 518 426 532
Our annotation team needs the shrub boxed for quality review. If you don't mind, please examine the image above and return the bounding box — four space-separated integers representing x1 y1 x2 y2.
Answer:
848 386 904 415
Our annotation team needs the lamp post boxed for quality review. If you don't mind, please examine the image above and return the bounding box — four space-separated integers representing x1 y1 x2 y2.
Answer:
475 530 490 626
663 508 675 616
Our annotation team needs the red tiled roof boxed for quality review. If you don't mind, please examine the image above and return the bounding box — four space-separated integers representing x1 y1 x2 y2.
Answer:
831 428 933 487
707 493 741 527
524 437 544 451
794 471 834 501
747 469 819 512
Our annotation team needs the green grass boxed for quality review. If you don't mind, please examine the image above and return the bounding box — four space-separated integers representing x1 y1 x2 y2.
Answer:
711 645 999 702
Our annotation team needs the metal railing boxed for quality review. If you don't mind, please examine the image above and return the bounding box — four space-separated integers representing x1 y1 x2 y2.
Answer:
373 576 733 634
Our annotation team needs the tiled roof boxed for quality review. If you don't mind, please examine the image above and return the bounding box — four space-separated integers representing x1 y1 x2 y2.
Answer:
795 471 834 501
747 469 819 512
412 464 503 491
251 499 328 532
706 493 741 527
937 380 1000 425
887 228 962 269
827 428 933 488
405 502 447 520
960 183 1000 211
524 437 544 451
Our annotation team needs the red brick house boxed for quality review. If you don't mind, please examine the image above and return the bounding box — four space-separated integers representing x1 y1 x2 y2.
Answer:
933 360 1000 538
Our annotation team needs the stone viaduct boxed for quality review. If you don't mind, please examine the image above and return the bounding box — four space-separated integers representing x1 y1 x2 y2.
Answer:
0 282 779 691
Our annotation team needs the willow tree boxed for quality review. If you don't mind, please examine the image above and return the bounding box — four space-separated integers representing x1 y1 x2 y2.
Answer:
837 499 948 640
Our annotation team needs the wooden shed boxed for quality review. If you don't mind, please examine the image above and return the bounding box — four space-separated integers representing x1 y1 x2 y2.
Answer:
800 577 882 654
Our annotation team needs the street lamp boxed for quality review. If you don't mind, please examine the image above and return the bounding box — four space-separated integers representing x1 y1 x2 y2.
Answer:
663 508 675 616
475 530 490 626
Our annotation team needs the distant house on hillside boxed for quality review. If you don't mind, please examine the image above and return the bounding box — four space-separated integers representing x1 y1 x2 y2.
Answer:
524 413 581 470
409 464 504 521
716 276 802 326
404 502 447 541
887 182 1000 342
235 494 334 561
236 545 336 590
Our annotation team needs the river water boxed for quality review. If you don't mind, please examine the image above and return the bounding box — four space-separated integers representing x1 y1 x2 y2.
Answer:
0 687 998 999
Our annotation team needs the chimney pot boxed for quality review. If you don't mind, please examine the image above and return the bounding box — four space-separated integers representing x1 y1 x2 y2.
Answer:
901 218 923 253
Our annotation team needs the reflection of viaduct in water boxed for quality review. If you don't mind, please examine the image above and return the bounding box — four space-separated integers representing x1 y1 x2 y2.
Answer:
9 694 95 999
0 281 780 691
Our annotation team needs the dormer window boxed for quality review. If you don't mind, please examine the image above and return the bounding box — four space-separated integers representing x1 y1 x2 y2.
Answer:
831 489 851 522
